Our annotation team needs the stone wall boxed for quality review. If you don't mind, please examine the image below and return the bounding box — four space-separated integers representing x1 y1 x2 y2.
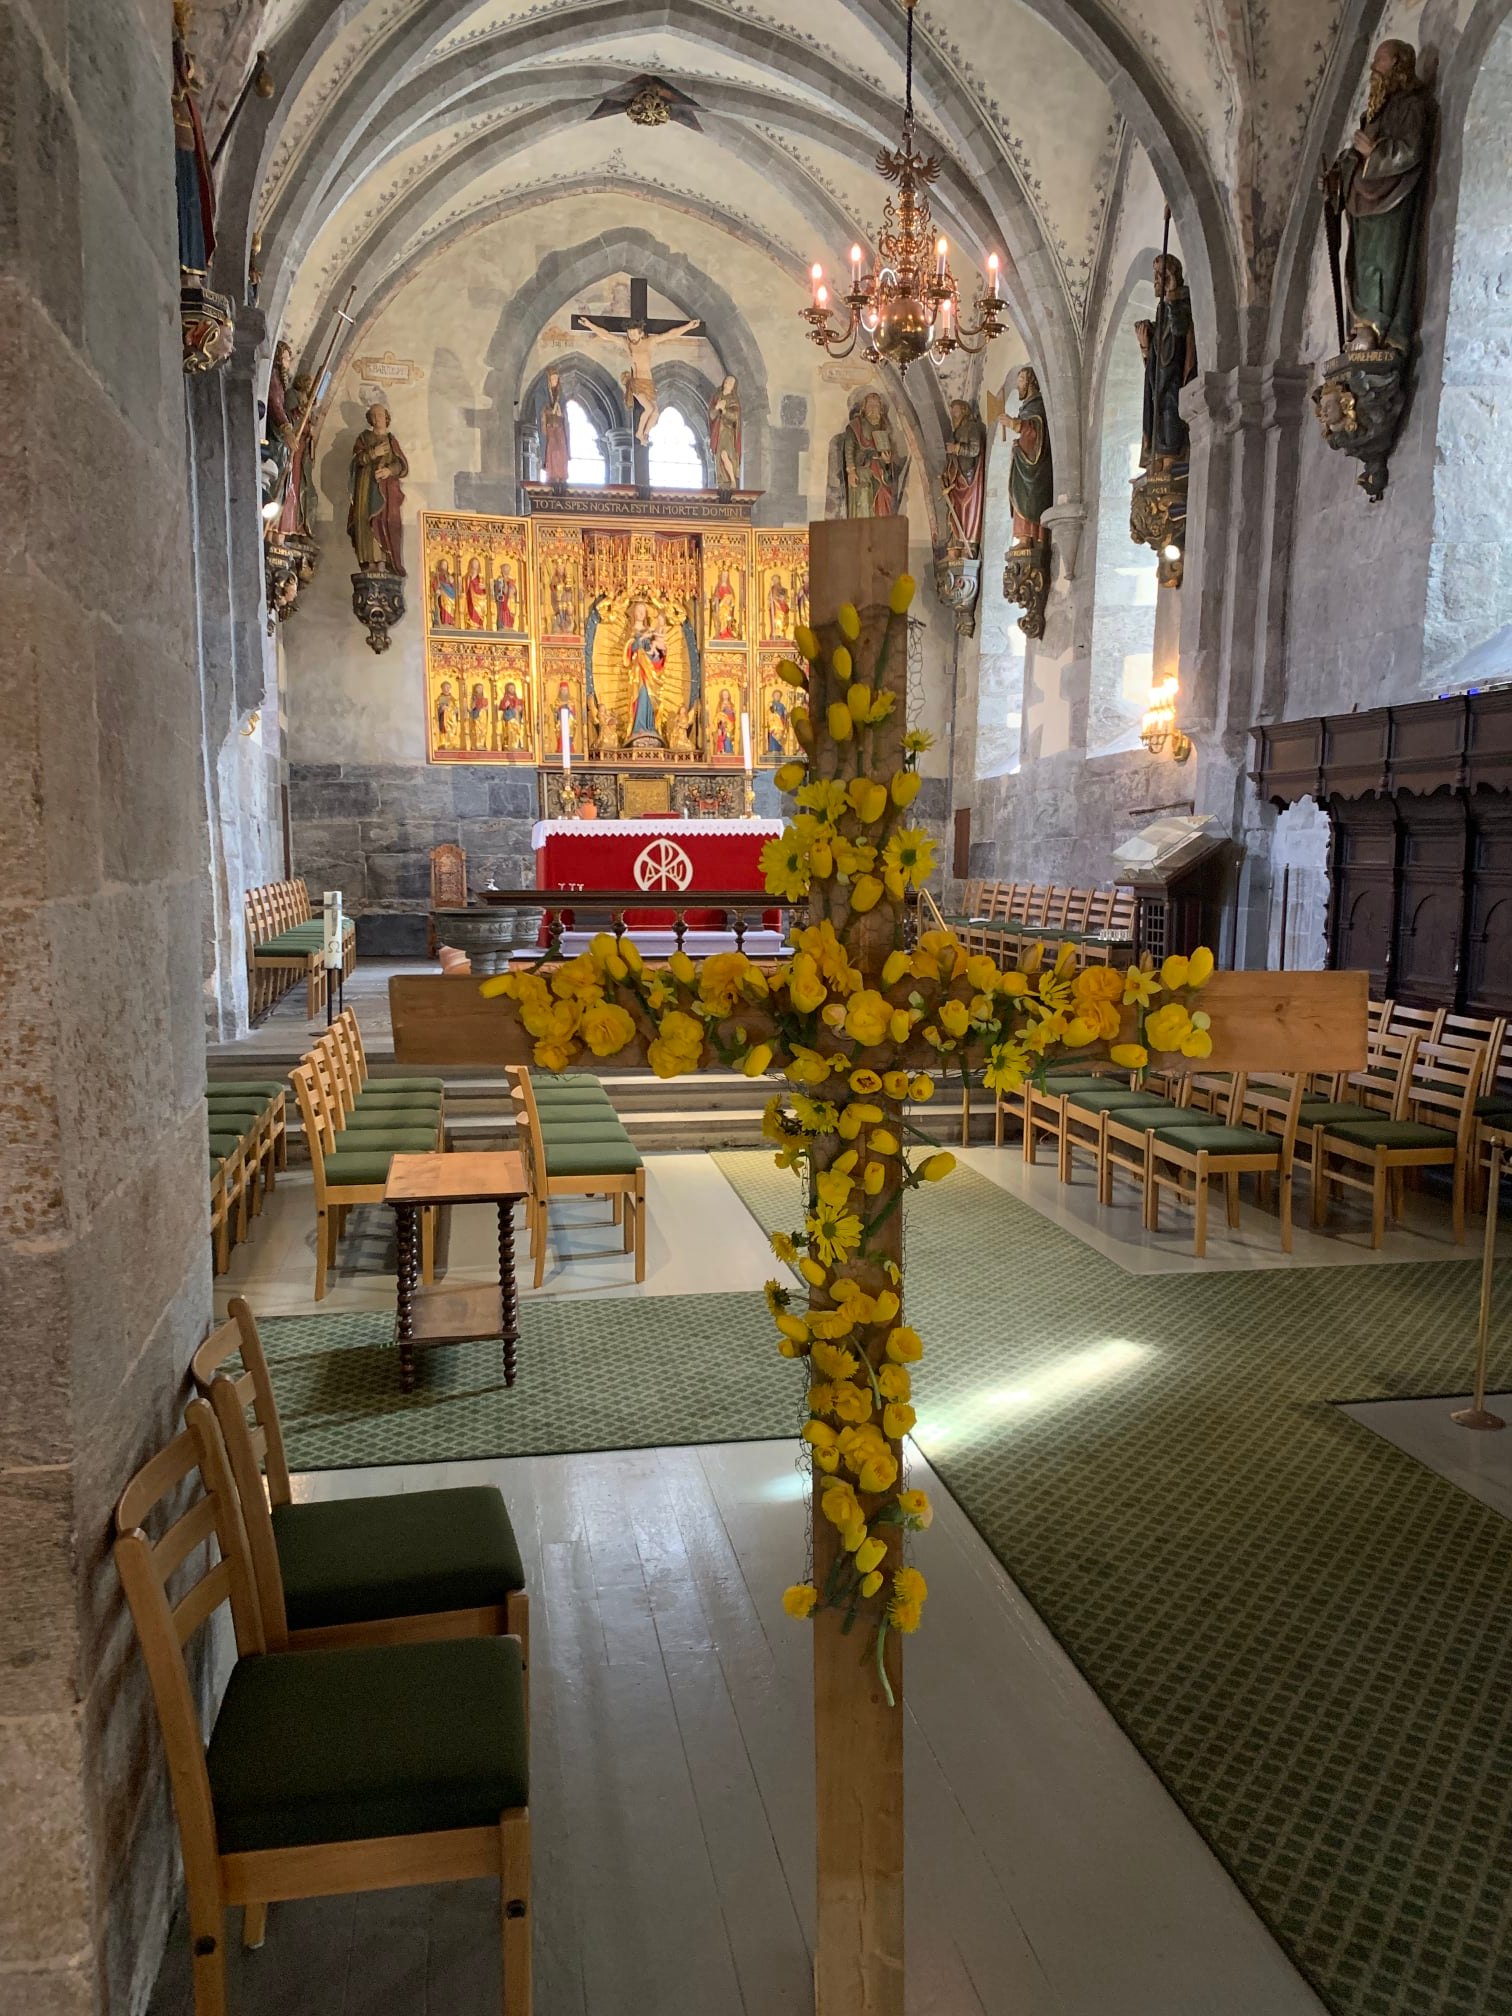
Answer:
0 4 214 2012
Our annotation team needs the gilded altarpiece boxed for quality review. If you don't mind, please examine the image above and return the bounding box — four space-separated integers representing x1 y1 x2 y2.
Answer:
421 509 809 769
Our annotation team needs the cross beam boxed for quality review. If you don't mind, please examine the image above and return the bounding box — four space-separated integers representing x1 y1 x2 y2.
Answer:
571 277 706 486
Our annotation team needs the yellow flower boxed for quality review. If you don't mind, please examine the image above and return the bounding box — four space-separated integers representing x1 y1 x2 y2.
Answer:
790 1094 838 1133
870 1128 900 1155
878 1364 911 1402
893 1565 928 1603
741 1043 774 1077
831 1380 872 1424
802 1420 837 1451
888 1008 915 1044
533 1038 576 1072
885 1325 924 1363
776 1311 810 1346
1072 964 1124 1006
787 952 827 1015
844 990 892 1047
821 1480 862 1528
903 727 934 755
883 1401 916 1439
783 1583 819 1618
792 705 814 747
812 1341 860 1383
838 602 861 640
1187 946 1215 987
760 829 811 902
850 1067 883 1095
850 873 883 913
882 827 936 891
1123 964 1160 1007
1160 954 1191 991
1109 1042 1148 1070
1062 1016 1100 1049
882 1068 910 1099
795 623 821 662
854 1535 887 1575
858 1452 899 1494
798 777 849 823
889 573 916 614
1145 1002 1194 1053
1180 1025 1214 1059
889 1596 923 1633
847 776 888 824
859 1570 884 1598
800 1256 827 1288
827 701 854 743
794 917 863 995
833 835 877 879
667 949 696 987
813 1444 839 1468
814 1165 855 1210
774 759 807 794
890 769 922 808
938 998 970 1040
807 1203 862 1266
647 1009 705 1078
832 644 853 681
862 1160 886 1195
579 1000 637 1057
983 1042 1027 1093
785 1045 834 1087
882 949 911 989
919 1152 955 1183
770 1231 798 1264
909 1074 935 1102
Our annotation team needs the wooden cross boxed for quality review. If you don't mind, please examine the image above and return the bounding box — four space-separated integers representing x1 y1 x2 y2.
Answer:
571 277 705 485
464 514 1368 2015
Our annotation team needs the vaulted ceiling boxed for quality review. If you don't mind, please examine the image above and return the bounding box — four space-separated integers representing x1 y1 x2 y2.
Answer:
197 0 1359 394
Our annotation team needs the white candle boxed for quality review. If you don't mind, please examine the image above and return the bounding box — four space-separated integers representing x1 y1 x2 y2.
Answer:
987 251 1000 291
936 236 948 280
850 243 863 286
740 711 753 775
810 262 823 305
560 706 571 773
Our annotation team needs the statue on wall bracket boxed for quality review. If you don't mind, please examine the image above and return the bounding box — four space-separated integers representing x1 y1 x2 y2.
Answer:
1313 40 1433 503
999 366 1053 639
348 402 409 653
173 3 232 373
1129 228 1196 588
932 398 986 636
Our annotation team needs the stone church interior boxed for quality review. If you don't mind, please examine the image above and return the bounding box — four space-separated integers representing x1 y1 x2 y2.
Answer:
14 2 1512 2014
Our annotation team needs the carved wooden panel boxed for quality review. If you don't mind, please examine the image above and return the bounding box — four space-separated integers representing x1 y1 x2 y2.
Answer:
1465 795 1512 1018
1393 795 1467 1007
1327 796 1398 997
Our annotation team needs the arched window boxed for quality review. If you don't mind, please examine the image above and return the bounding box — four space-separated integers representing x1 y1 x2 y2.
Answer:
1426 18 1512 688
973 422 1027 777
566 399 607 486
647 405 705 489
1088 281 1160 754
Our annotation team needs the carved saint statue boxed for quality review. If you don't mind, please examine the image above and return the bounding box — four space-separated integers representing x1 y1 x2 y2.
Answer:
579 314 701 443
708 374 742 489
1322 40 1431 355
939 398 986 551
262 340 295 513
1135 253 1198 468
540 368 569 485
1005 367 1053 542
347 405 409 575
172 3 215 274
842 391 908 518
281 373 320 542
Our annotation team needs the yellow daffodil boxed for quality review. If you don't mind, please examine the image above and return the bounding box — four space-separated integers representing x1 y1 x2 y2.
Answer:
885 1325 924 1363
783 1583 819 1618
844 991 892 1047
831 1381 872 1424
878 1364 911 1401
889 573 916 614
1145 1002 1194 1052
919 1152 955 1183
897 1491 932 1529
883 1401 917 1439
859 1452 900 1494
1123 964 1160 1007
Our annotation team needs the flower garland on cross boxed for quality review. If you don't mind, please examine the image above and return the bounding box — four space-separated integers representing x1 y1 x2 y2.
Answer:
481 569 1216 1702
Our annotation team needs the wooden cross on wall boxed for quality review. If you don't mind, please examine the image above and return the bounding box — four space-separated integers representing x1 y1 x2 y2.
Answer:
571 276 706 487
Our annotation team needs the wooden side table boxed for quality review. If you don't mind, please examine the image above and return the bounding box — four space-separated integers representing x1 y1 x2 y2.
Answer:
384 1151 529 1393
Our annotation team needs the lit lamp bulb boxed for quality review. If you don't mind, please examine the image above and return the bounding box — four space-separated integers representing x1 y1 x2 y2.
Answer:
1161 542 1182 563
935 235 948 280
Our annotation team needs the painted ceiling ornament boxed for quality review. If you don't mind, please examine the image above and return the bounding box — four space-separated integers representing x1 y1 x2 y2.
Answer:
1313 39 1433 503
1129 208 1196 589
589 74 703 133
801 0 1006 374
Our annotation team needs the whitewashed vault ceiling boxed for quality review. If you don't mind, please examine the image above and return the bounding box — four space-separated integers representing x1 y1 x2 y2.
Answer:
200 0 1360 374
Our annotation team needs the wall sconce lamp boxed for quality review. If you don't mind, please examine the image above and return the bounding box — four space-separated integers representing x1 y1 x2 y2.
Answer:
1139 677 1192 761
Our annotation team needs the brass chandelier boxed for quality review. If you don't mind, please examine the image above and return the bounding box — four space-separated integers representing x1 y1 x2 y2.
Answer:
801 0 1006 373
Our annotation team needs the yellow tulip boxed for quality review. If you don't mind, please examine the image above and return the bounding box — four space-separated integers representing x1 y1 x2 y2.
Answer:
844 992 891 1046
858 1454 899 1494
859 1570 884 1598
939 999 970 1039
890 769 921 808
1187 945 1215 986
802 1420 837 1450
741 1043 774 1077
776 657 807 687
889 573 916 614
854 1536 887 1575
847 777 888 824
1160 954 1190 991
897 1491 933 1529
800 1256 826 1287
795 623 821 662
850 873 883 913
870 1128 900 1155
920 1152 955 1182
792 706 814 748
888 1009 914 1044
838 602 861 640
882 949 911 988
910 1074 935 1102
832 644 853 681
863 1160 886 1194
774 760 806 793
783 1583 819 1618
872 1290 900 1324
668 950 696 986
1109 1043 1148 1070
776 1312 810 1345
827 701 854 742
813 1445 839 1470
883 1401 916 1439
877 1364 910 1401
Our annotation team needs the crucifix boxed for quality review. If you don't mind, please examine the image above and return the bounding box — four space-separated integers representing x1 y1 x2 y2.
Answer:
572 277 704 484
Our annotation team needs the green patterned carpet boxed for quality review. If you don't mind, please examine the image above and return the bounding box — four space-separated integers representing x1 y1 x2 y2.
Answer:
263 1156 1512 2016
711 1153 1512 2016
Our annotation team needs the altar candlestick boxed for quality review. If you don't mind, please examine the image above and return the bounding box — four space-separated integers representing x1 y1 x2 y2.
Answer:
560 707 571 773
740 710 753 775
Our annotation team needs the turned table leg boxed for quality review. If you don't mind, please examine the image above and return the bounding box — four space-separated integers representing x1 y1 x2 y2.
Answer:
499 1199 520 1387
397 1202 420 1393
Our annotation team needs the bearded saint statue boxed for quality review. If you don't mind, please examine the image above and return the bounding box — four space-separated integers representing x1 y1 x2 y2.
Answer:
1322 40 1432 356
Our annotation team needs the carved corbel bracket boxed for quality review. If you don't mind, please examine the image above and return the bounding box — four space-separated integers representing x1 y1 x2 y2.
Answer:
1002 535 1050 640
1311 348 1406 504
351 569 406 654
932 544 981 637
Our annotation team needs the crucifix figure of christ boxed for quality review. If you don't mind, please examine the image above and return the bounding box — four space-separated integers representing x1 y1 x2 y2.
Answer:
572 277 704 479
474 515 1368 2015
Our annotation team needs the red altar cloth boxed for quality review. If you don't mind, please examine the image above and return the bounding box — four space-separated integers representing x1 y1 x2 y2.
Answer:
532 818 783 929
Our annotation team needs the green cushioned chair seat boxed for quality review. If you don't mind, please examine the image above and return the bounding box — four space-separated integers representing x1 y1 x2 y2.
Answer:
208 1132 245 1156
1065 1088 1178 1113
207 1637 527 1854
205 1105 264 1128
539 1122 633 1145
321 1147 413 1184
1475 1095 1512 1119
1325 1118 1457 1150
341 1126 442 1154
1299 1101 1372 1125
207 1079 287 1099
340 1104 441 1130
366 1076 446 1094
543 1137 642 1176
532 1084 614 1103
351 1086 443 1107
1041 1073 1128 1093
1103 1104 1225 1130
1152 1124 1281 1154
272 1486 524 1631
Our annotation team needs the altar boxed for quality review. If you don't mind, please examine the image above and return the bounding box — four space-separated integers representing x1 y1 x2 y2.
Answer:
532 816 783 930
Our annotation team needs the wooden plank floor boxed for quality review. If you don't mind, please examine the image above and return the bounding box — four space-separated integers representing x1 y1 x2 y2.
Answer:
146 1442 1323 2016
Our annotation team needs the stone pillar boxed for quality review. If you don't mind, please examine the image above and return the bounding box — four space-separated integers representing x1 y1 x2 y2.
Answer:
1178 365 1311 963
0 5 213 2009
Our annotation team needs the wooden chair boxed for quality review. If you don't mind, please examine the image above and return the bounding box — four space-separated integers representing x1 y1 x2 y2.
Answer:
1147 1073 1305 1257
115 1400 531 2015
193 1300 528 1672
1091 1078 1229 1209
287 1062 438 1299
1313 1039 1483 1245
428 843 469 957
1441 1011 1507 1098
210 1081 289 1172
511 1068 645 1286
328 1010 447 1116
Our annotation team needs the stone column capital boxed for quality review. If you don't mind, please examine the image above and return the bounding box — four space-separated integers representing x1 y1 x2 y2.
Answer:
1182 364 1311 439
